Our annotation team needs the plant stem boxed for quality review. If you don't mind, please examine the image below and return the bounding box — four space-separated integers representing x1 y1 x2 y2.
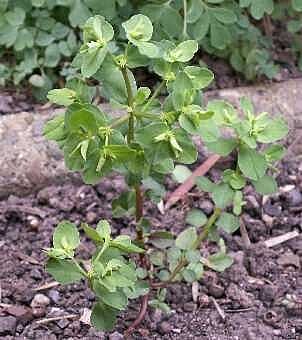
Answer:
142 80 165 112
183 0 188 39
120 65 145 245
120 66 134 142
70 257 88 278
109 114 130 129
152 207 221 288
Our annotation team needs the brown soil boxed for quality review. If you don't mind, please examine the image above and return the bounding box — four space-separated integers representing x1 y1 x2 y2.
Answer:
0 156 301 340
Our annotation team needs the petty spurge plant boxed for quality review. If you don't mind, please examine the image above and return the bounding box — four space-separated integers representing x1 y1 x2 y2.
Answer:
44 14 288 334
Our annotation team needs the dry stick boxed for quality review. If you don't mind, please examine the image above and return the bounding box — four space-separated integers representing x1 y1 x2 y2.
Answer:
124 294 149 338
239 217 251 249
33 281 59 291
165 154 221 209
264 230 299 248
36 314 78 325
211 297 226 321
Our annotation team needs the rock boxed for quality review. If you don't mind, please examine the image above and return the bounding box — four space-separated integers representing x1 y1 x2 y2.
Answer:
86 211 97 224
262 214 274 228
287 189 302 206
48 290 60 304
0 316 17 335
263 202 282 217
5 305 33 324
31 294 50 308
158 321 172 335
150 308 163 323
183 302 195 312
30 268 42 280
277 251 300 268
199 199 214 215
109 331 124 340
245 195 260 210
226 283 253 308
208 284 225 298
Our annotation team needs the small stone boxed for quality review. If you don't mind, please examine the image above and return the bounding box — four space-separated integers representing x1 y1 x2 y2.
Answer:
30 268 42 280
151 308 163 323
31 294 50 308
277 251 300 268
263 202 282 217
48 290 60 304
245 195 260 210
287 189 302 206
5 305 33 324
199 199 214 215
26 215 40 230
86 211 97 224
226 283 253 308
0 316 17 335
158 321 172 335
262 214 274 227
32 307 46 318
208 284 225 298
183 302 195 312
109 331 124 340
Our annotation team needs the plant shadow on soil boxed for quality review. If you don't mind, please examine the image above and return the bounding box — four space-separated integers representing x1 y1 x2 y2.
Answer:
0 155 301 340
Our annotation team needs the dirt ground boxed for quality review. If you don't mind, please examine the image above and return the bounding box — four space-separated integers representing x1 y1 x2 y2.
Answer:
0 152 301 339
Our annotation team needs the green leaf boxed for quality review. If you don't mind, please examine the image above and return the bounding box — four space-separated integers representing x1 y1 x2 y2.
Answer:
211 7 237 24
82 223 102 243
43 114 65 142
46 258 85 284
256 117 288 143
111 235 144 253
47 88 76 106
202 252 233 272
94 283 128 310
216 212 240 233
44 44 61 67
238 146 267 180
263 145 285 163
292 0 302 11
205 138 237 156
5 7 25 26
187 0 204 23
122 14 153 45
191 11 210 40
172 165 192 183
186 208 207 227
233 191 244 216
69 0 92 27
196 176 215 192
136 41 160 58
29 75 45 88
212 183 234 209
184 66 214 89
36 31 55 47
252 174 278 195
149 231 174 249
150 250 165 266
175 227 197 250
91 302 118 331
81 46 108 78
172 71 194 110
53 221 80 250
250 0 274 19
165 40 198 63
210 20 231 50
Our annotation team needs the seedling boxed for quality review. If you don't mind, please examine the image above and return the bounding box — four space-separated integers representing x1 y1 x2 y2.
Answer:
44 14 288 334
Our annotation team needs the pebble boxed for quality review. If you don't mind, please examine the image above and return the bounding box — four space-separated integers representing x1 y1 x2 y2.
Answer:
262 214 274 228
31 294 50 308
85 211 97 224
287 189 302 206
158 321 172 335
277 251 300 268
30 268 43 280
208 284 225 298
0 316 17 335
48 290 60 304
263 202 282 217
245 195 260 210
183 302 195 312
109 331 124 340
199 199 214 215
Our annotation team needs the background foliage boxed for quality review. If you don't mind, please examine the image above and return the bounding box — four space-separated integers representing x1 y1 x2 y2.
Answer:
1 0 302 99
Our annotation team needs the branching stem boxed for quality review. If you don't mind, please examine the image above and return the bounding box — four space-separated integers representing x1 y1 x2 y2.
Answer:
142 80 165 112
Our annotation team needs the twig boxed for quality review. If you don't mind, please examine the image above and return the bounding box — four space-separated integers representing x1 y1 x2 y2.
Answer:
211 297 226 321
240 217 251 249
225 307 253 313
16 252 40 265
264 230 299 248
35 314 78 325
124 294 149 338
165 154 220 209
33 281 59 291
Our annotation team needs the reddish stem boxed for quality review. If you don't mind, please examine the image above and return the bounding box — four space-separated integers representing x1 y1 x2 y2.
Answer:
124 294 149 338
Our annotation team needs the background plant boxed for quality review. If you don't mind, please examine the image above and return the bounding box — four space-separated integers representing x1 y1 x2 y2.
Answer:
1 0 302 99
43 13 288 333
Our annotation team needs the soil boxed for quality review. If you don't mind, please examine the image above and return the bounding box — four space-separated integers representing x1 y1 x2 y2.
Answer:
0 154 301 340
